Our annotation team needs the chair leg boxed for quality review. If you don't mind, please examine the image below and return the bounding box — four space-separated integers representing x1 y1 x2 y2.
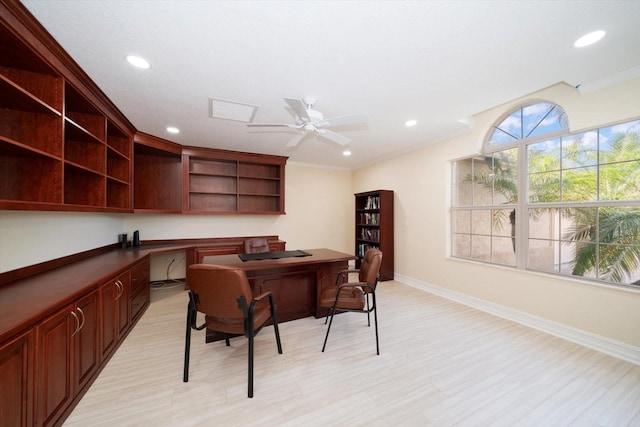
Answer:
183 309 192 382
270 306 283 354
324 306 333 325
372 293 379 355
322 306 337 352
248 333 254 398
224 333 230 346
366 294 371 326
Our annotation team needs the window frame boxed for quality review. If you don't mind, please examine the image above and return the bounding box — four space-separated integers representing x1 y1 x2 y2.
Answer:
451 102 640 288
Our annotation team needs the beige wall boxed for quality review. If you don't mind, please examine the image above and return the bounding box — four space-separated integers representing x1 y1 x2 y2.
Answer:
0 163 353 275
353 78 640 349
2 78 639 351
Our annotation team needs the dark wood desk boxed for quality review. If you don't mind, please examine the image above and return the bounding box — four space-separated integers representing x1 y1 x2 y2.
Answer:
200 248 356 341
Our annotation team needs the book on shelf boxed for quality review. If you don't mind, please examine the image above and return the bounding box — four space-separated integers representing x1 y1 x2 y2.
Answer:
357 243 380 258
359 212 380 225
365 195 380 210
360 228 379 242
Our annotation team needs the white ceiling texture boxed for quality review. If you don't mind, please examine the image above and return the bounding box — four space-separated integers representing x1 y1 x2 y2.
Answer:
21 0 640 169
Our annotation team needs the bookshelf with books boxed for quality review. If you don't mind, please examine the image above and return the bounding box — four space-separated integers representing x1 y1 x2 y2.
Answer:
355 190 394 281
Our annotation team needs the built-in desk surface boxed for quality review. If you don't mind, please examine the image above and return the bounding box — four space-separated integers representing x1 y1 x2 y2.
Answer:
201 248 355 270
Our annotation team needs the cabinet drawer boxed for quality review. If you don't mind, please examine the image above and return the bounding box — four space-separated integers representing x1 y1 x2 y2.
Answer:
130 259 149 294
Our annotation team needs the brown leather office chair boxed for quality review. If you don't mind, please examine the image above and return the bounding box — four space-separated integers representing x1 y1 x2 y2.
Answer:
183 264 283 398
244 238 270 253
319 248 383 354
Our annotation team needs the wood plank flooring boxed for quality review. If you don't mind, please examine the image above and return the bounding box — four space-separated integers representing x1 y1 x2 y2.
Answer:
63 280 640 426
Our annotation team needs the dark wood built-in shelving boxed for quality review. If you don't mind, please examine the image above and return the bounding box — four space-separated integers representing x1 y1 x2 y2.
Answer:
183 147 286 214
133 133 183 213
0 2 135 212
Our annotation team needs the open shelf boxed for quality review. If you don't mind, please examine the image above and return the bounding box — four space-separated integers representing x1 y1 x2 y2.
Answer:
0 110 62 156
65 84 105 139
238 177 280 195
107 179 131 209
0 72 62 115
107 121 131 159
238 194 281 213
189 193 237 212
107 148 130 182
190 158 237 176
64 164 105 207
0 140 62 203
133 135 183 212
0 14 134 212
64 121 106 173
190 174 236 193
238 162 280 179
183 148 286 214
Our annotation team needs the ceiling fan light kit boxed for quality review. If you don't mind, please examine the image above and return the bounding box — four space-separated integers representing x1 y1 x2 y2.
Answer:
248 97 369 148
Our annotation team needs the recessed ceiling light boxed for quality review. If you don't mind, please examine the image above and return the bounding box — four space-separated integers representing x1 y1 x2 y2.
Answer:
343 150 352 156
574 30 606 48
166 127 179 134
126 55 150 69
405 119 417 127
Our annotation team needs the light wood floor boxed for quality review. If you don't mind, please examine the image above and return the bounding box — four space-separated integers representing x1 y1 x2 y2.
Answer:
63 280 640 427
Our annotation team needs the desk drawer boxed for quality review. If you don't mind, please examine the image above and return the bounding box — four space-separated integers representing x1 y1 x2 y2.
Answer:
130 259 149 294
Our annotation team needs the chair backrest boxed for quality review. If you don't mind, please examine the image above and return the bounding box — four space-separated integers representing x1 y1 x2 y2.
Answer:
359 249 383 287
187 264 253 320
244 238 270 254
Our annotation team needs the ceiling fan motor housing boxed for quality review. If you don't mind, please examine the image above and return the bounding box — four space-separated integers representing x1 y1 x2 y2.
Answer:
305 108 324 124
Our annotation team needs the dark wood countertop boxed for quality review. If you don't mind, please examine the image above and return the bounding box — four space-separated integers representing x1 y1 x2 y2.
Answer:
0 238 341 345
0 248 148 343
0 243 198 343
201 248 356 272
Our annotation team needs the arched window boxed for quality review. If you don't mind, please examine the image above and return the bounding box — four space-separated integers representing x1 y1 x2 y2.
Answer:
452 101 640 288
486 102 568 149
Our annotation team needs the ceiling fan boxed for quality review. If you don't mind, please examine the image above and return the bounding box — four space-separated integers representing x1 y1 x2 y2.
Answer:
247 97 369 147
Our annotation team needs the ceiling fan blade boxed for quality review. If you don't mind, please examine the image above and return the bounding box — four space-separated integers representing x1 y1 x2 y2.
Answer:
287 131 307 147
320 113 370 127
316 128 351 146
284 98 310 121
246 123 299 128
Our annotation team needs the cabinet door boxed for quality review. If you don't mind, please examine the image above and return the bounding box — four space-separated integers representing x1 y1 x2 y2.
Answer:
99 278 118 358
74 291 100 392
0 330 34 427
36 291 100 426
100 272 130 358
117 272 131 336
36 305 75 427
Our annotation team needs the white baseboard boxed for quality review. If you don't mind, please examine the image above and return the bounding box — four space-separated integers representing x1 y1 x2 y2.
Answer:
393 273 640 366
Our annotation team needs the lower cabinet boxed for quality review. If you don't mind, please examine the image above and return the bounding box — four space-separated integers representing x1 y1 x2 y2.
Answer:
0 330 34 427
36 291 100 427
0 256 150 426
100 271 130 358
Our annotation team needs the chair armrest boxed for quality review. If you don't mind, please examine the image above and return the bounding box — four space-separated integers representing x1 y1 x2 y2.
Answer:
253 291 272 302
337 281 366 289
249 291 276 314
336 269 360 284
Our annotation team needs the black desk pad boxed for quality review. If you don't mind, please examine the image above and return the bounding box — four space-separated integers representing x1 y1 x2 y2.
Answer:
238 250 312 261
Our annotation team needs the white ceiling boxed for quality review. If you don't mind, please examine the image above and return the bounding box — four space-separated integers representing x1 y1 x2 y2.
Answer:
21 0 640 169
